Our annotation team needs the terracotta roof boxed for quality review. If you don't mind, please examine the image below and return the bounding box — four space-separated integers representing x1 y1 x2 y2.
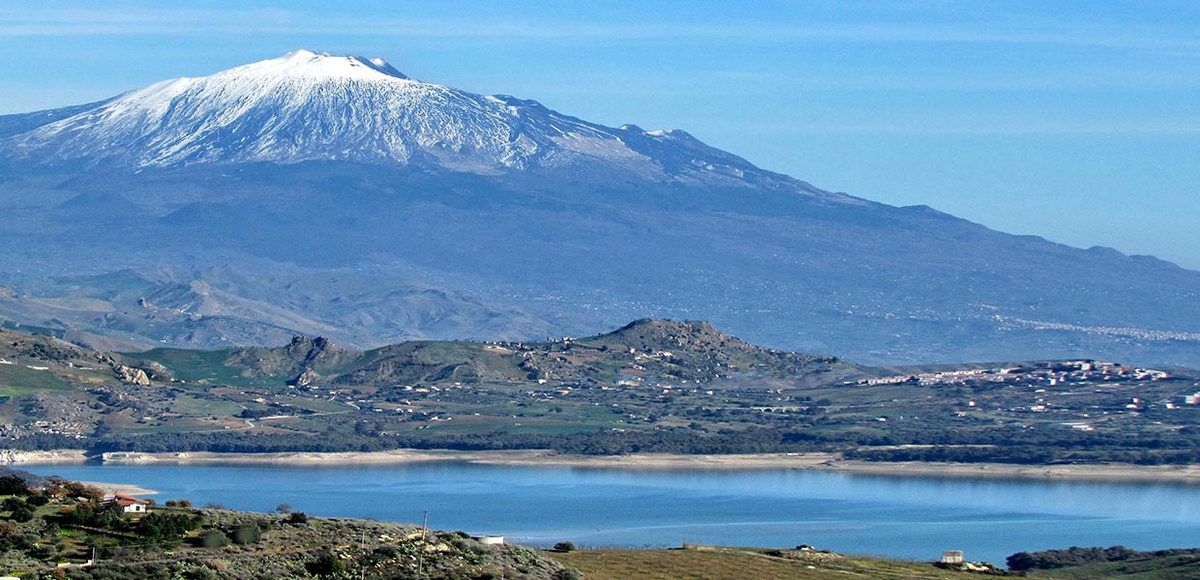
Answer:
106 494 150 506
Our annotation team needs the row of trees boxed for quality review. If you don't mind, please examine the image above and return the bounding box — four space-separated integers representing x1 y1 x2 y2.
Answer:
845 445 1200 465
77 426 831 455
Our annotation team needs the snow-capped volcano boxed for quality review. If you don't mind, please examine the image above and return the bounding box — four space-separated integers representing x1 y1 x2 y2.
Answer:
1 50 1198 367
0 50 808 190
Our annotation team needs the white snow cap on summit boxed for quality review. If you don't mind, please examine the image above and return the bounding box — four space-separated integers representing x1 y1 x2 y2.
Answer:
227 49 410 81
0 49 836 198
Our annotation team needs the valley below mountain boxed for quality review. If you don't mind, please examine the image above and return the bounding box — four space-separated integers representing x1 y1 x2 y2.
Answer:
2 319 1198 468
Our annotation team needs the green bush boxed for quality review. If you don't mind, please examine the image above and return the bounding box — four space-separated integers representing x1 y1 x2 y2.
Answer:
8 504 34 523
231 523 262 545
0 476 28 496
2 497 27 512
553 541 576 553
306 551 345 576
181 564 220 580
553 569 583 580
200 529 230 548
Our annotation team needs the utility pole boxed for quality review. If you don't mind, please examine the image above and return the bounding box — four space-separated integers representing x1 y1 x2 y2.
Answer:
416 509 429 579
359 529 366 580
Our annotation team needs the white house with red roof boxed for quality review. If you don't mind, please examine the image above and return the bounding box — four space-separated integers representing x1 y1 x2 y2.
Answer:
105 493 151 514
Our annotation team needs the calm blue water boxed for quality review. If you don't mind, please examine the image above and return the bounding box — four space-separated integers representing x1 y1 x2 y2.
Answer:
23 463 1200 564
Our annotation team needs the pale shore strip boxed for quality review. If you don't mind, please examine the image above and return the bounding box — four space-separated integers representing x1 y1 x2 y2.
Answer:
77 481 158 496
7 448 1200 483
0 449 89 464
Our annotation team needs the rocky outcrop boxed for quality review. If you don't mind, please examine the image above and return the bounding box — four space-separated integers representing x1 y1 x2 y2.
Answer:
139 361 174 381
224 335 354 381
288 368 321 387
113 364 151 385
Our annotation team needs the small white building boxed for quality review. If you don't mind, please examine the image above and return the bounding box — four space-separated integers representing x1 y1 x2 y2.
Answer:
105 494 151 514
476 536 505 545
941 550 964 564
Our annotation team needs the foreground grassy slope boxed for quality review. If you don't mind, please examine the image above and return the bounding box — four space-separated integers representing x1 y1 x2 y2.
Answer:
551 546 1200 579
551 547 969 579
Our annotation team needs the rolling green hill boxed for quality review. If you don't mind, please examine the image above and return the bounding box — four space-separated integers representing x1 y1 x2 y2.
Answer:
128 319 843 389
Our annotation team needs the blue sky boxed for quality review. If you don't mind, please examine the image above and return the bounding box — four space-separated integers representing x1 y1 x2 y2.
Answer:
2 1 1198 268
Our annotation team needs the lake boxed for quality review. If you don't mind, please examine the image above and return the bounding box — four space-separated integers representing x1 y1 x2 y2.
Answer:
22 462 1200 564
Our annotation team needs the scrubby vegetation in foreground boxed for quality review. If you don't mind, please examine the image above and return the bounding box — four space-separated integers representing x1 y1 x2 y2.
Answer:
0 472 571 579
1010 545 1200 578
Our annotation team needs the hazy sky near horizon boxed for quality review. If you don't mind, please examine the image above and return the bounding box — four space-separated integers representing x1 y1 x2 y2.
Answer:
2 1 1198 268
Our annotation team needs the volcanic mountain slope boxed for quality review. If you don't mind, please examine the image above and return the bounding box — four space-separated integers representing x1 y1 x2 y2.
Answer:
0 50 831 197
0 268 548 350
0 51 1198 366
130 319 844 388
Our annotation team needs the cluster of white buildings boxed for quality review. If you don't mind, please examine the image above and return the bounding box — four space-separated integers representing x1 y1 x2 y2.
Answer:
853 360 1168 388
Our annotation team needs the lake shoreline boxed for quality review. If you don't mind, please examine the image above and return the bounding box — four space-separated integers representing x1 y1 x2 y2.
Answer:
77 480 158 496
7 448 1200 483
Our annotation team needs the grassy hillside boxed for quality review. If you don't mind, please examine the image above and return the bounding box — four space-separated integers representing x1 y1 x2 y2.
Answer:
550 546 971 579
1011 546 1200 579
130 318 843 389
0 328 118 391
1032 557 1200 579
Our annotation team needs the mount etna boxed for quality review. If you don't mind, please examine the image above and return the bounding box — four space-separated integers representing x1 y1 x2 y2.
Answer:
0 50 1197 366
